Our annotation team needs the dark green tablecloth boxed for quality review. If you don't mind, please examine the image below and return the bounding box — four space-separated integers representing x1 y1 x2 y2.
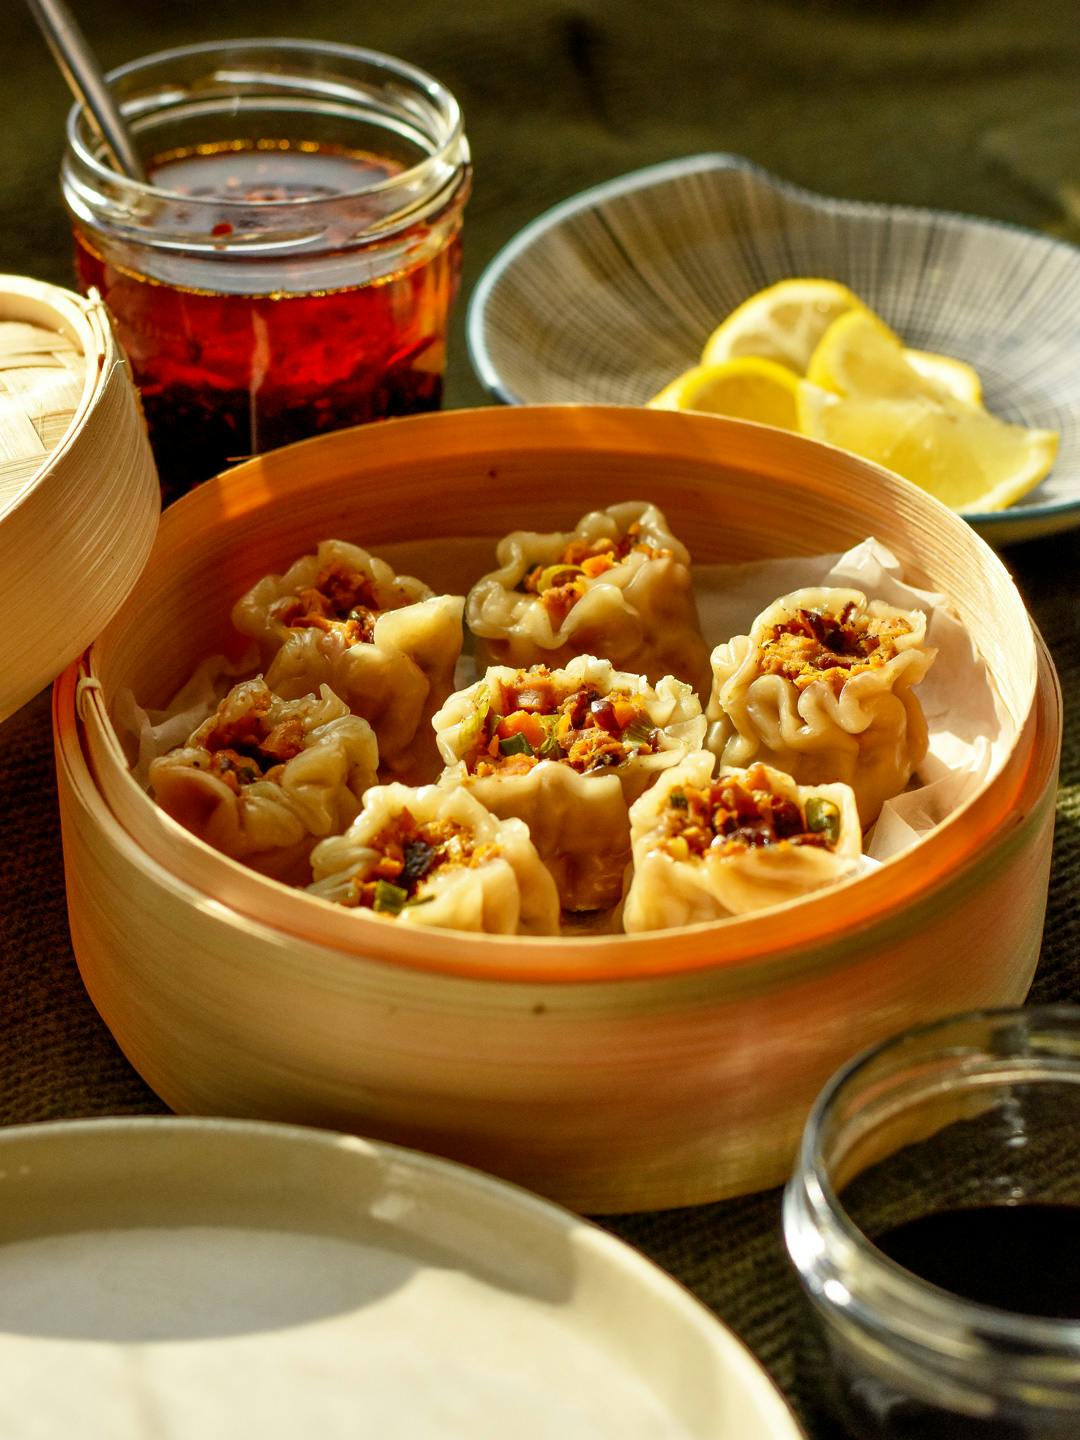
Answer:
2 0 1079 1431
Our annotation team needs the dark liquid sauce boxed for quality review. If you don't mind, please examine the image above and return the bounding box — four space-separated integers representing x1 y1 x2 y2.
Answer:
813 1205 1080 1440
873 1204 1080 1319
75 141 463 501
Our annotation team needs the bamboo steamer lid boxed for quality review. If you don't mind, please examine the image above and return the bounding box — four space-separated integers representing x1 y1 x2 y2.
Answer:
0 275 159 724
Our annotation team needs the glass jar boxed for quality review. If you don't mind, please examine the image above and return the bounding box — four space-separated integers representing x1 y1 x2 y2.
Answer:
784 1006 1080 1439
61 39 471 502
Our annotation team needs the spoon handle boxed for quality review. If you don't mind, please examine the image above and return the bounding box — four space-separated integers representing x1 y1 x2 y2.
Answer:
26 0 147 182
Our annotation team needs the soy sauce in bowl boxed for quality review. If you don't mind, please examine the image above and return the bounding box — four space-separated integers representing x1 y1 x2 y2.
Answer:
873 1204 1080 1321
784 1008 1080 1440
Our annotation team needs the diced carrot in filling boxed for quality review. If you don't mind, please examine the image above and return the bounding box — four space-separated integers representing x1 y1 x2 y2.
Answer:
270 562 387 643
200 695 308 792
658 765 840 859
344 808 499 915
468 668 660 778
496 710 548 751
517 522 674 625
759 603 912 695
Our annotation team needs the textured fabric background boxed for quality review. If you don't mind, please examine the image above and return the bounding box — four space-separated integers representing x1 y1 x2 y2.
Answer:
2 1 1079 1432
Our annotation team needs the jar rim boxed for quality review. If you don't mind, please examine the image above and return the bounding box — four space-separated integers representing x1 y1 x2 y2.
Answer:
63 37 467 210
786 1004 1080 1360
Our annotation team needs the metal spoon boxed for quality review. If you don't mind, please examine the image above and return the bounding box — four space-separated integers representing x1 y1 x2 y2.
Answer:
25 0 146 182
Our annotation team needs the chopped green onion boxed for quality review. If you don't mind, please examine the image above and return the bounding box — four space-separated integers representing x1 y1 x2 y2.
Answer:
536 563 583 592
623 718 656 748
668 789 689 810
538 714 563 758
498 731 535 757
403 895 435 910
805 797 841 846
458 684 491 753
372 880 409 915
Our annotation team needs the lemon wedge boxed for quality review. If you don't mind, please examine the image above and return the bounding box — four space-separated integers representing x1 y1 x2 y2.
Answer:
701 279 870 373
904 349 983 407
797 382 1059 512
807 312 983 408
647 357 800 429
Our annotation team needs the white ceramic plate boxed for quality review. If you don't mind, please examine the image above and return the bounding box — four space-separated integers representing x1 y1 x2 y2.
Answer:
0 1117 803 1439
467 153 1080 546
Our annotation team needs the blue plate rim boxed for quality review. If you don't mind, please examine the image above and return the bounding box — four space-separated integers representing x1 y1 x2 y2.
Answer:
465 151 1080 531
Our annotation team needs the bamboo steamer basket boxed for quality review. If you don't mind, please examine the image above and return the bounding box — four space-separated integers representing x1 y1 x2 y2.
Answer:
54 408 1060 1213
0 275 159 724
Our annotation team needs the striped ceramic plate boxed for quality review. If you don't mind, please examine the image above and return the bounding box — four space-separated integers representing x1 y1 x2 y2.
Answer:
467 153 1080 546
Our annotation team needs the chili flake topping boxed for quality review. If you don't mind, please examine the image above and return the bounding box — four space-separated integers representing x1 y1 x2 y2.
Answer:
344 809 498 915
658 765 841 860
271 561 393 645
466 667 661 777
197 688 307 793
760 603 912 695
518 523 673 627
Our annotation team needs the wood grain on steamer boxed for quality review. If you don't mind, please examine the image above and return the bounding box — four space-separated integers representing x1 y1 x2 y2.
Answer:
54 407 1059 1211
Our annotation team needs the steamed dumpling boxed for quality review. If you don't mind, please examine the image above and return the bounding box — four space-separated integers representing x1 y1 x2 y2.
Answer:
307 781 560 935
231 538 464 784
623 751 862 932
705 588 937 826
465 501 709 690
433 655 706 911
149 678 379 883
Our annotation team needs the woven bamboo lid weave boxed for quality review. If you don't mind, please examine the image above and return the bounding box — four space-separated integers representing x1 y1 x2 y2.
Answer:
0 275 160 724
0 318 85 509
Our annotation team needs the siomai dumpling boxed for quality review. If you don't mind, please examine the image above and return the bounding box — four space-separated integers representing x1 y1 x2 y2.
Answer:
148 678 379 883
433 655 706 912
231 539 464 784
623 751 862 933
705 588 937 826
465 501 709 690
307 782 560 935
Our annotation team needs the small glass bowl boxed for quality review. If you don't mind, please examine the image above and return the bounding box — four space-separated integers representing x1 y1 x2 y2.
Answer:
783 1006 1080 1439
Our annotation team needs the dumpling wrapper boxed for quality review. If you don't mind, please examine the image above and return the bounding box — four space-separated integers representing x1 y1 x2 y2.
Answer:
465 501 709 690
307 781 560 936
114 648 258 788
149 678 379 884
706 587 937 826
433 655 707 912
623 751 862 932
231 538 464 784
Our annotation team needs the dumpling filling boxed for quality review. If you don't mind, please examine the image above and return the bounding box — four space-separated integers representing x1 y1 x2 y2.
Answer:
518 522 674 626
463 668 661 778
658 765 842 861
192 684 307 791
622 751 861 931
339 808 499 916
270 560 408 645
759 602 914 695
